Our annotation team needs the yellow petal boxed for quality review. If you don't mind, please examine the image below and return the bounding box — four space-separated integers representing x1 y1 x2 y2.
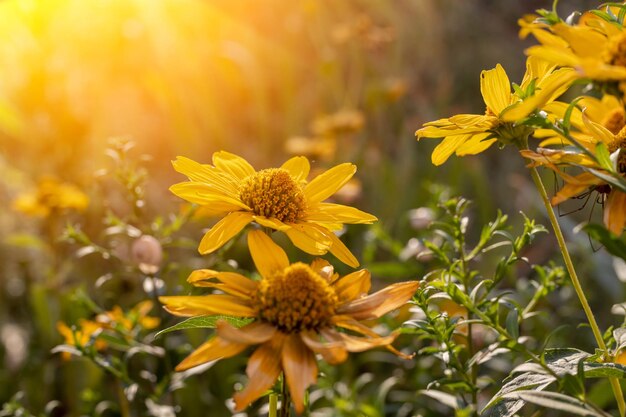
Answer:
187 269 257 299
198 211 253 254
171 157 240 197
282 334 318 414
526 45 580 67
176 336 248 371
304 163 356 204
303 203 377 224
604 190 626 235
310 258 335 281
169 182 249 209
253 215 291 231
217 320 277 345
212 151 256 180
320 328 397 353
582 114 615 145
431 134 472 166
333 269 371 303
337 281 419 320
159 295 255 317
480 64 511 115
248 230 290 278
552 23 605 60
281 156 310 184
233 335 285 411
455 132 497 156
285 223 332 255
321 226 360 268
332 316 414 359
300 331 347 365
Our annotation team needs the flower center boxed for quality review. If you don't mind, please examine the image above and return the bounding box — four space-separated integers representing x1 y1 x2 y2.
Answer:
605 33 626 67
254 263 339 333
602 109 626 135
239 168 306 223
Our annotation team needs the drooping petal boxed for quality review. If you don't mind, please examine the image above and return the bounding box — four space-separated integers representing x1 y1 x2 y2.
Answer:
176 336 248 371
332 317 415 359
320 328 397 352
216 320 277 345
604 190 626 235
187 269 257 299
198 211 253 254
303 203 377 224
431 134 472 166
480 64 511 115
281 156 310 184
212 151 256 180
233 335 285 411
248 230 289 278
282 334 318 414
304 163 356 204
159 295 255 317
300 331 348 364
333 269 371 303
321 226 360 268
310 258 335 282
336 281 419 320
285 223 332 255
454 132 497 156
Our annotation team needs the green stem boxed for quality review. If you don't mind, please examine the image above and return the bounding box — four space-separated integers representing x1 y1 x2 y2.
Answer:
269 393 278 417
526 157 626 416
280 374 291 417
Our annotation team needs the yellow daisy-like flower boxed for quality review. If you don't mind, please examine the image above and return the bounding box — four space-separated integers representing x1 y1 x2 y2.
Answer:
56 319 106 360
12 176 89 217
524 11 626 81
169 151 377 267
159 230 419 413
416 57 576 165
521 117 626 234
96 300 161 333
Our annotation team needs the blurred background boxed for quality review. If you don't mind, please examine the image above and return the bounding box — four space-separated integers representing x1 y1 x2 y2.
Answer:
0 0 616 416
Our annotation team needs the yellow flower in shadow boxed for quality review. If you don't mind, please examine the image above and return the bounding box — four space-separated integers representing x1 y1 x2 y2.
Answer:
159 230 419 413
416 56 576 165
56 320 106 360
12 177 89 217
169 151 377 267
96 300 160 333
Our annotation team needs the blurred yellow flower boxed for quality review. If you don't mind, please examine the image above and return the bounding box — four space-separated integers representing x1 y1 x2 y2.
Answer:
56 320 106 360
96 300 160 333
524 11 626 81
311 109 365 137
284 135 337 161
12 177 89 217
416 57 576 165
170 151 377 267
160 230 418 413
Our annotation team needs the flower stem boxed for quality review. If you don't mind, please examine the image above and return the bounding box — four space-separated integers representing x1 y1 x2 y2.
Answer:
526 162 626 416
269 393 278 417
280 374 291 417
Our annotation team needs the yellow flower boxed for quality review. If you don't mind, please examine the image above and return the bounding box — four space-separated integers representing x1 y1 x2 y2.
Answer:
524 11 626 81
12 176 89 217
169 151 377 267
521 117 626 234
56 320 106 360
96 300 161 333
416 57 576 165
159 230 419 413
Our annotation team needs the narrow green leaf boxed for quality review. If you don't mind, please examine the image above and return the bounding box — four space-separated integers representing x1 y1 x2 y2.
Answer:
154 316 253 339
500 390 610 417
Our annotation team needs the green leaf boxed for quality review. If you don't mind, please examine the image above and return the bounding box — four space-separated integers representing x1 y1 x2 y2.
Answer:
154 316 253 339
583 167 626 194
583 223 626 260
500 391 610 417
418 389 461 410
505 308 519 340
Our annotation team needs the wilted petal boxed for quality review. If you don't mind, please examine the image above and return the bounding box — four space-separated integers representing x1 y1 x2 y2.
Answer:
332 270 371 303
217 320 276 345
282 334 318 414
604 190 626 235
300 331 347 365
176 336 248 371
336 281 419 320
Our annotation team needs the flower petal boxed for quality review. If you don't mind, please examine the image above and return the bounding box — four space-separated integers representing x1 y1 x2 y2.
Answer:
212 151 256 180
248 230 290 278
333 269 371 303
176 336 248 371
300 330 348 365
281 156 310 184
310 258 335 281
282 334 318 414
233 335 285 411
431 134 472 166
171 156 240 197
217 320 277 345
454 132 497 157
253 215 291 231
303 203 377 224
323 226 360 268
480 64 511 115
285 223 332 255
169 182 249 209
337 281 419 320
159 295 255 317
320 328 397 353
187 269 257 299
304 163 356 204
604 190 626 235
198 211 253 254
